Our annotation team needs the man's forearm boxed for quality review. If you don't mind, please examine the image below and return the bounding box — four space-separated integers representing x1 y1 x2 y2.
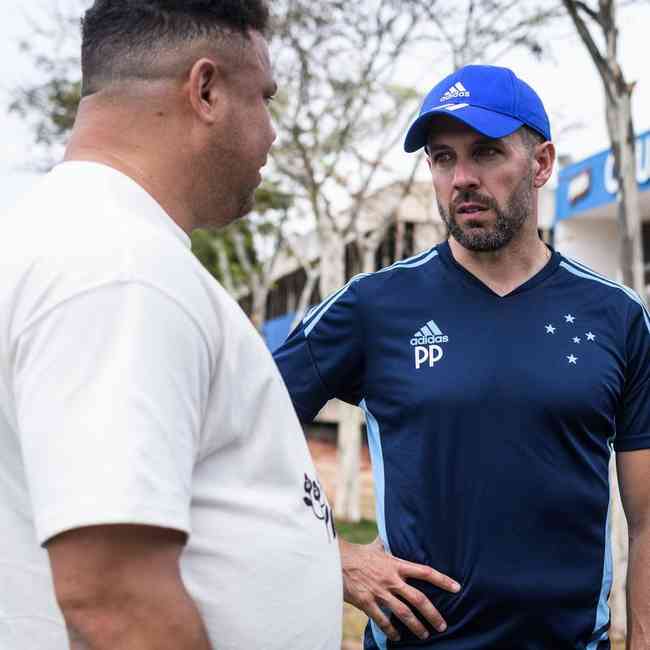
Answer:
62 591 212 650
626 528 650 649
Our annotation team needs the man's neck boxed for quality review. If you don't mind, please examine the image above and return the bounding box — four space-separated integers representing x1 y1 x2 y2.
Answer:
64 97 197 235
448 235 551 297
64 143 195 236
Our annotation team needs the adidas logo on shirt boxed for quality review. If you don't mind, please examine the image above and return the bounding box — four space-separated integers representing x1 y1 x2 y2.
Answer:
410 320 449 369
410 320 449 346
440 81 470 103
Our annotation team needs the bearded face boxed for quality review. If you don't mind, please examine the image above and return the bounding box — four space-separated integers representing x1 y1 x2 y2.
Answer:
437 164 534 252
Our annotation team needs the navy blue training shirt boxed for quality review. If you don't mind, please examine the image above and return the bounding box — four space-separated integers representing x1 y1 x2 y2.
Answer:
274 241 650 650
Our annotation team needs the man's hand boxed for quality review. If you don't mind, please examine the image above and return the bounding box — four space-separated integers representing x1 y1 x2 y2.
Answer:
339 536 460 642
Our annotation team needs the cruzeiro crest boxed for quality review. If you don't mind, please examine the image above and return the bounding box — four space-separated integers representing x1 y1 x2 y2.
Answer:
410 319 449 369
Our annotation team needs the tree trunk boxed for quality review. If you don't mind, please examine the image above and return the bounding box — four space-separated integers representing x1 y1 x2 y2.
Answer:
561 5 646 639
361 245 376 275
250 281 268 333
290 270 318 331
319 222 362 523
606 92 645 297
286 236 320 330
395 218 405 262
335 403 363 523
319 222 347 302
212 238 237 295
601 39 643 646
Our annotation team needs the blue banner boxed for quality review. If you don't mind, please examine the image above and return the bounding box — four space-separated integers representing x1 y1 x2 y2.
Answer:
555 129 650 222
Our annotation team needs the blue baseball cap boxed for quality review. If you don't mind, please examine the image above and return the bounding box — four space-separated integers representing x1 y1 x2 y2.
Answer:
404 65 551 153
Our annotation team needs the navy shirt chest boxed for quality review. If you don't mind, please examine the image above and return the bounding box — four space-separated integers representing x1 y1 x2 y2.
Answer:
361 271 624 452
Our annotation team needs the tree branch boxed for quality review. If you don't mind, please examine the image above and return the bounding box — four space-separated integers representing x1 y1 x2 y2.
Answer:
561 0 616 102
211 238 237 295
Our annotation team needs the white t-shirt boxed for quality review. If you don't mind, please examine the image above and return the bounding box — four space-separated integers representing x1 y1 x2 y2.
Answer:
0 161 342 649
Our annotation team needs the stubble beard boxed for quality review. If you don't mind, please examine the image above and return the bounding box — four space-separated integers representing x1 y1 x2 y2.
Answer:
438 167 534 253
203 127 261 226
237 188 257 220
195 185 254 231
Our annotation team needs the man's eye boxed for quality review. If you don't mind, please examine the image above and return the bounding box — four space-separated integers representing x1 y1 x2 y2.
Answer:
433 152 453 165
475 147 498 159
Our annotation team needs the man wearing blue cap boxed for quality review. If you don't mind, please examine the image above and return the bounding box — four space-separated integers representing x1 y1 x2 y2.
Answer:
274 64 650 649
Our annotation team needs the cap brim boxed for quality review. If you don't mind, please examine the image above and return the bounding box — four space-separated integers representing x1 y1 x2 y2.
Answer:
404 105 524 153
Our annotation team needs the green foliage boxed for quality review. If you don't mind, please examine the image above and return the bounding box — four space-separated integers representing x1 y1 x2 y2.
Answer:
253 182 293 214
10 77 81 150
336 519 378 544
189 229 223 281
190 224 257 288
9 5 86 167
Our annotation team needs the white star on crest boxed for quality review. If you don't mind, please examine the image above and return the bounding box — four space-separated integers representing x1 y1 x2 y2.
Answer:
586 332 596 341
573 337 581 344
565 314 576 324
545 324 556 334
567 354 578 364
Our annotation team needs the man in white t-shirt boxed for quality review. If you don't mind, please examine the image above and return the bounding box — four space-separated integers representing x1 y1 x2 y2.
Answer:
0 2 342 648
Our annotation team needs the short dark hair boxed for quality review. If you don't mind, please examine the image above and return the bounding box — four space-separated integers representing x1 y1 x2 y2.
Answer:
80 0 270 96
518 125 545 152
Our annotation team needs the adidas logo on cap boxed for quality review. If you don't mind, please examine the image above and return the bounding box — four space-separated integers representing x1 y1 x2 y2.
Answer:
405 65 552 154
440 82 470 103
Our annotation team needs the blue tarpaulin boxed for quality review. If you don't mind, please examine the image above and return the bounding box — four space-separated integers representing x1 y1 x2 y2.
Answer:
262 311 297 352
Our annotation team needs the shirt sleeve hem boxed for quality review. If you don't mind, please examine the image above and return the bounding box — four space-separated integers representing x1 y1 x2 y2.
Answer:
614 435 650 452
36 505 191 547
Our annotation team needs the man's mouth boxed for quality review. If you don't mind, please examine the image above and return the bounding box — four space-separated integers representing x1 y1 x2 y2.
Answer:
456 203 489 215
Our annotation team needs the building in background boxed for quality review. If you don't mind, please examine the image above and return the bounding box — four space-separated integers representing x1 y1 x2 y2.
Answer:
555 129 650 298
254 181 445 441
259 181 448 356
255 179 557 356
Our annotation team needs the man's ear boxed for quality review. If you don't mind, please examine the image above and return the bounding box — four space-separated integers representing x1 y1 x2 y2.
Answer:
533 141 556 189
187 58 224 125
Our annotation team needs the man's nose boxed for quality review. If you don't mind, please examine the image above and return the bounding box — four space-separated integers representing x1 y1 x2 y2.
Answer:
452 158 480 191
